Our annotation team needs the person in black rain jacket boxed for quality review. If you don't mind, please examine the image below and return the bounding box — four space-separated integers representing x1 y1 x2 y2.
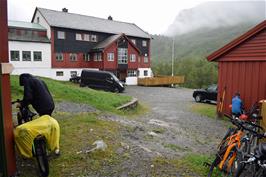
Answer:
19 73 55 116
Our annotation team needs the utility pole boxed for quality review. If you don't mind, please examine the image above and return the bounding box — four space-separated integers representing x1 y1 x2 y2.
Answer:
171 38 175 77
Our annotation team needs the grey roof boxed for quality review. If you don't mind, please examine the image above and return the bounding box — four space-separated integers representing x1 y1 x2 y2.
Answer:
8 20 46 31
36 8 151 39
93 34 121 50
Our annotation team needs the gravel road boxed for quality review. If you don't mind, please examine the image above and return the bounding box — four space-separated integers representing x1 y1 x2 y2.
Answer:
95 86 229 176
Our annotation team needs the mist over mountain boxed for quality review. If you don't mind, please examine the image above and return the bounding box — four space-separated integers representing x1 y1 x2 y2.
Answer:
151 1 265 88
165 1 265 36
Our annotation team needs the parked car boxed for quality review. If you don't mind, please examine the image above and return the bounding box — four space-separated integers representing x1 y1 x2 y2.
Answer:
193 84 217 103
80 70 125 93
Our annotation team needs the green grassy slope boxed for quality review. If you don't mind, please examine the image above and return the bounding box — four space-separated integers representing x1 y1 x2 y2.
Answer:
10 76 131 114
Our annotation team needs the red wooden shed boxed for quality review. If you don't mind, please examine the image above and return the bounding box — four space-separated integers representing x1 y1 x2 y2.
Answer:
207 20 266 116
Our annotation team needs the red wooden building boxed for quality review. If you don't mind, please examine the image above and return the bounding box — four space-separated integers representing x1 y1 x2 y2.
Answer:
207 20 266 116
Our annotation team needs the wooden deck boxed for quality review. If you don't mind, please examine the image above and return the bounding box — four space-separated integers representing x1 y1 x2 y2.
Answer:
137 76 185 86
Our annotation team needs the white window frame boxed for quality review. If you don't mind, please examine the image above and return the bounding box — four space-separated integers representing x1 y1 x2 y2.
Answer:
22 51 31 61
57 31 65 39
56 71 64 76
131 39 136 45
56 53 64 61
94 53 102 61
70 71 77 77
142 40 147 47
144 70 148 76
130 54 136 62
33 51 42 61
84 34 90 41
144 56 148 63
107 52 114 61
118 48 128 64
10 50 20 61
83 53 90 61
69 53 78 62
127 70 137 77
91 35 97 42
76 33 82 40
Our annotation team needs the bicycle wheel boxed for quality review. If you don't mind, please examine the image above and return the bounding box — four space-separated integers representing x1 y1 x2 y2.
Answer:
33 135 49 177
208 145 228 177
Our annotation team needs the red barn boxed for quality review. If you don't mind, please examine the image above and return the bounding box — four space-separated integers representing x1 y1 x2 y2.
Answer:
207 20 266 116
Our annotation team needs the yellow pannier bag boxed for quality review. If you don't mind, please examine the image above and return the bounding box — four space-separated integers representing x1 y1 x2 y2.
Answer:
14 115 60 158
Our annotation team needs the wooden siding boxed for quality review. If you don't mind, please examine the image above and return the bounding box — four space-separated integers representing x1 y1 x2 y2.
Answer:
103 42 117 70
217 29 266 61
217 61 266 116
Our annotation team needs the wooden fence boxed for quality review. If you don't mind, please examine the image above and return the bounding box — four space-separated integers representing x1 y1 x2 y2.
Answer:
137 76 185 86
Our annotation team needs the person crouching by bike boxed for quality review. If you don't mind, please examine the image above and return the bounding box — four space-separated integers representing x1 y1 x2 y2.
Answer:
17 73 55 116
232 92 243 118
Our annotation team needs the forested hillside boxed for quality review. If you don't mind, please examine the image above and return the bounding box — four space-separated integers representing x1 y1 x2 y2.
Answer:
151 1 265 88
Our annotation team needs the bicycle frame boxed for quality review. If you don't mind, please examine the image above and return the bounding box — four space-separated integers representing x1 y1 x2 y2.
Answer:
218 129 245 172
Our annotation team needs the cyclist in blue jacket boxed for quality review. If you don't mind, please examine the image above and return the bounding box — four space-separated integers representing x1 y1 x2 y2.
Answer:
232 92 243 118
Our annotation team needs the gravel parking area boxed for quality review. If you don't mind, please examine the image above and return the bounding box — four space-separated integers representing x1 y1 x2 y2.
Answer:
95 86 228 176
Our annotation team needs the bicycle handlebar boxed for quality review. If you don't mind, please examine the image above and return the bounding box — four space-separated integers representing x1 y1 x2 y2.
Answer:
230 118 266 138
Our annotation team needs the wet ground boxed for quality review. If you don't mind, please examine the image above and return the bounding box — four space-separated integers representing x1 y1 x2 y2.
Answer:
94 86 228 176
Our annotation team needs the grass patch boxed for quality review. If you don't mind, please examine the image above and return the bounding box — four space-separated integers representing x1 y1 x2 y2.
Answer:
17 113 124 177
191 103 217 118
152 153 224 177
163 143 190 152
10 75 131 114
152 127 166 134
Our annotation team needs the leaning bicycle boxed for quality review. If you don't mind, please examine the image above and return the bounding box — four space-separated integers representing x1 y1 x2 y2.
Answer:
12 100 60 177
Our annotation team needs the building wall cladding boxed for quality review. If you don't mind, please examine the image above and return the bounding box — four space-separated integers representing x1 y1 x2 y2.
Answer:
218 61 266 116
218 29 266 61
215 23 266 116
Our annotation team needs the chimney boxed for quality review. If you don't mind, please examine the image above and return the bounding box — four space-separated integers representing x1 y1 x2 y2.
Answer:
108 16 113 20
62 8 68 12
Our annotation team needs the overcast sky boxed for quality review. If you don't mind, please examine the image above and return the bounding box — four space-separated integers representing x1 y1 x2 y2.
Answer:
7 0 258 35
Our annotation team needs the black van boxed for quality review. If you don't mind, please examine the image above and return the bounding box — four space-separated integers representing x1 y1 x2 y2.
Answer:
80 70 125 92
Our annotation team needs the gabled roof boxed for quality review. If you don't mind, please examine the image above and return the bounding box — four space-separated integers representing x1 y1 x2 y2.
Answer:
32 7 151 39
92 33 141 54
93 34 121 51
207 20 266 61
8 20 46 31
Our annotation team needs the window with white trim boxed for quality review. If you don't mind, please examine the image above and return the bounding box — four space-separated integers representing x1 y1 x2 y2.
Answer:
10 50 20 61
33 51 42 61
144 70 148 76
56 53 64 61
84 34 90 41
118 48 128 64
144 56 148 63
130 54 136 62
22 51 31 61
107 52 114 61
83 53 90 61
142 40 147 47
76 33 82 40
94 53 102 61
70 71 77 77
131 39 136 45
91 35 97 42
70 53 78 61
56 71 64 76
127 70 137 77
57 31 65 39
